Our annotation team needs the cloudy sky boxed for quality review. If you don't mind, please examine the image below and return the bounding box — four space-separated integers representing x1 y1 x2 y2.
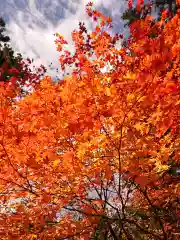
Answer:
3 0 128 78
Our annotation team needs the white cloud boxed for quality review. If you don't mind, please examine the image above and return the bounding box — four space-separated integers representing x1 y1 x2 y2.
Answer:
5 0 127 78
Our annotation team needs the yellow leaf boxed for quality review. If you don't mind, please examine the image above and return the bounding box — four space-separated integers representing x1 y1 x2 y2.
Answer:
127 111 134 120
78 82 85 87
124 73 136 80
138 96 147 102
92 200 104 205
52 159 59 168
134 122 143 131
104 77 111 83
32 234 37 239
134 122 147 134
175 100 180 105
105 87 111 96
155 163 169 173
127 93 135 102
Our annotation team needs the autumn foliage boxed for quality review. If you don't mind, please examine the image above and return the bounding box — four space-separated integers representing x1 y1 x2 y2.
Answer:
0 18 46 97
0 1 179 239
0 57 47 98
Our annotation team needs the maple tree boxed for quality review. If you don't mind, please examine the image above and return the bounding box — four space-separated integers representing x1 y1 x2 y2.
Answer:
0 16 46 98
122 0 180 28
0 1 179 239
122 0 152 27
0 53 47 98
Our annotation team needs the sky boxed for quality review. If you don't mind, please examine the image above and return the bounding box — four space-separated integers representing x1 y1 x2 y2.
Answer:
3 0 128 79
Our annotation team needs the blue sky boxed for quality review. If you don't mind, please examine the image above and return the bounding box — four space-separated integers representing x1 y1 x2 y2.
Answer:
3 0 128 78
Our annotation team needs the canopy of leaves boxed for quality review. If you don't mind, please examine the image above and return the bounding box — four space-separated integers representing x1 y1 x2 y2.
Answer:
0 1 179 239
0 16 47 97
122 0 180 27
